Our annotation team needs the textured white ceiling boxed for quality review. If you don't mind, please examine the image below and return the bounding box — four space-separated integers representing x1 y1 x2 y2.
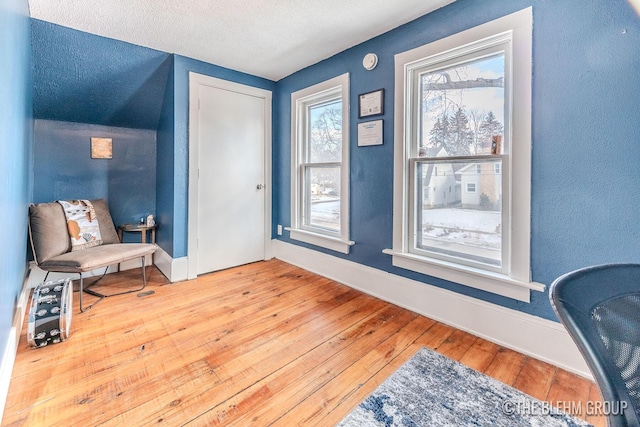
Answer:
28 0 455 81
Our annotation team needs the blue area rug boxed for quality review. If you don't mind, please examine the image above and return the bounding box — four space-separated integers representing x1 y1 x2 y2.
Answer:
338 348 591 427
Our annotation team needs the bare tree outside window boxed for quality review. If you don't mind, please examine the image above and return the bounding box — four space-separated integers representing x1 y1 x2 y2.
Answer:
420 54 505 156
305 100 342 231
309 101 342 163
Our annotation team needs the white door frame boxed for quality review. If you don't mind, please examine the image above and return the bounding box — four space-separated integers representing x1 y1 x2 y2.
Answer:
187 72 273 279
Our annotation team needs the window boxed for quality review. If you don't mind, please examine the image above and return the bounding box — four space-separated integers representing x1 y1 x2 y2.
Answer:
287 73 354 254
385 8 542 302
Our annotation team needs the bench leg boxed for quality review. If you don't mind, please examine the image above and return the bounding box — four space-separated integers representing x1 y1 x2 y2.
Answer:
79 272 106 313
80 257 148 313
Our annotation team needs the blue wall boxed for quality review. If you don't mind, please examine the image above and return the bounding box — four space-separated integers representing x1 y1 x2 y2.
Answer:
273 0 640 321
32 120 157 236
0 0 32 360
31 19 171 131
31 21 173 249
156 57 176 256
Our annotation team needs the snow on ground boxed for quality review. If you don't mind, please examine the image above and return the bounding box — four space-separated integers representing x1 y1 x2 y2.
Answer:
307 202 501 253
422 207 501 250
309 198 340 229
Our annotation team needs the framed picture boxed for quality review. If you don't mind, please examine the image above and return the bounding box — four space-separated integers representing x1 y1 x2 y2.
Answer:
357 120 383 146
91 137 113 159
358 89 384 118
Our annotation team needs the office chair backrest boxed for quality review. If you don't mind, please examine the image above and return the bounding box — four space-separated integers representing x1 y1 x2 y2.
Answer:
550 264 640 427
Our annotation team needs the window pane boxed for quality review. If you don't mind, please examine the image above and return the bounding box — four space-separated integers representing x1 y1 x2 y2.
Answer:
308 99 342 163
419 53 505 156
416 159 502 267
304 166 340 232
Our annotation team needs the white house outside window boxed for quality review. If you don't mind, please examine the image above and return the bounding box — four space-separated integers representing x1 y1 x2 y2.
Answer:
287 73 354 254
385 8 543 302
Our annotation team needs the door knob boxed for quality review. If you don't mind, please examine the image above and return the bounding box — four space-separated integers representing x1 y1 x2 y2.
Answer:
256 184 264 190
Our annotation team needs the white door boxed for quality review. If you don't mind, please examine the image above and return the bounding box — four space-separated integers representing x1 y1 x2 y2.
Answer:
195 83 267 274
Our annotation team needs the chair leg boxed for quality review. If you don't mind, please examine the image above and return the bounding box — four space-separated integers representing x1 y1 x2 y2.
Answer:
80 257 148 313
141 256 147 291
79 272 106 313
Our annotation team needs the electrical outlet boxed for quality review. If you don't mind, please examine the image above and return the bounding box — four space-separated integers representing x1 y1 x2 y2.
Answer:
277 224 283 235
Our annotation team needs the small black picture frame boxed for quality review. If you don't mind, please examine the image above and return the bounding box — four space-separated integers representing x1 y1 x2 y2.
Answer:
358 89 384 118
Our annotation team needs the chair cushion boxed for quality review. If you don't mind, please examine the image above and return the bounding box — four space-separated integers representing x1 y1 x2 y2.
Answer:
91 199 120 244
29 202 71 263
58 200 104 251
38 243 157 273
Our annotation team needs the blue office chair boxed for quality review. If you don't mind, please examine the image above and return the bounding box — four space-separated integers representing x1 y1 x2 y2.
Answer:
550 264 640 427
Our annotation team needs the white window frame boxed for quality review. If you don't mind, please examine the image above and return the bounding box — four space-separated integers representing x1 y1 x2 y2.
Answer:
384 8 544 302
287 73 354 254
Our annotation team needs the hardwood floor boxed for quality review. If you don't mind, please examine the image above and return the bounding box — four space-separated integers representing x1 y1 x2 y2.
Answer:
2 260 604 426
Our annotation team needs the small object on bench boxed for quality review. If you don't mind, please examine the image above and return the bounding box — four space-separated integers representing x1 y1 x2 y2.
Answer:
28 199 157 313
27 278 73 348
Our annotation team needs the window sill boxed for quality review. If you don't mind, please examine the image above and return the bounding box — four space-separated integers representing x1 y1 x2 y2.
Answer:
286 227 354 254
382 249 545 302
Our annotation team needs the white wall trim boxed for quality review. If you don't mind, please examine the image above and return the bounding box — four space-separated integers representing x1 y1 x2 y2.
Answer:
1 269 32 423
286 228 354 254
154 246 188 283
273 239 592 379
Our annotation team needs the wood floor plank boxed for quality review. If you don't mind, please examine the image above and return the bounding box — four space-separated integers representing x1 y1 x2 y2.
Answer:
272 315 433 427
2 260 599 427
458 337 501 372
483 347 526 386
512 356 557 401
100 287 386 426
10 262 300 377
6 274 345 420
188 306 422 425
546 369 592 420
45 285 360 425
435 328 478 361
419 321 455 350
308 318 438 427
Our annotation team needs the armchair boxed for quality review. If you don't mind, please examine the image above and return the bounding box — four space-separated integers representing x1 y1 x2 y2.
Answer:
28 199 157 312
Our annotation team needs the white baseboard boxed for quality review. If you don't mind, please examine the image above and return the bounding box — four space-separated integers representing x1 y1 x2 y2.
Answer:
154 247 188 283
273 240 592 380
0 269 32 423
